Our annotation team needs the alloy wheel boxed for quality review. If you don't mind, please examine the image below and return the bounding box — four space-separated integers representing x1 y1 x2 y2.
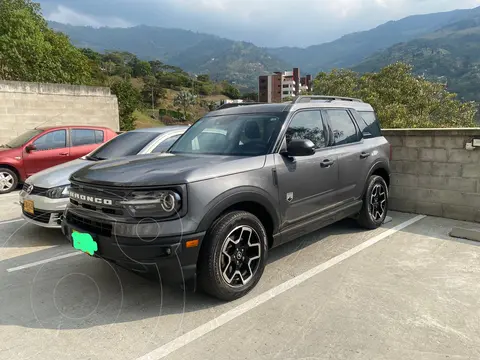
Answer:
0 172 14 192
219 225 262 287
369 183 387 221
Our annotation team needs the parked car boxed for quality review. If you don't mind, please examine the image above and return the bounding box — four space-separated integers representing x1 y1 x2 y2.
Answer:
61 96 391 301
0 126 117 194
19 126 188 228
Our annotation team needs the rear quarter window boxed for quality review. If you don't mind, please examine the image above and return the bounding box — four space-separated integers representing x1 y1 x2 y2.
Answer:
355 110 382 138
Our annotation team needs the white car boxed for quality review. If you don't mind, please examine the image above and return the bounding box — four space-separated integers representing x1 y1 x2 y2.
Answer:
19 126 187 228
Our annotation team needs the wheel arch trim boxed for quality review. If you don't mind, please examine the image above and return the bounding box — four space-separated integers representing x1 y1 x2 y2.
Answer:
196 186 280 234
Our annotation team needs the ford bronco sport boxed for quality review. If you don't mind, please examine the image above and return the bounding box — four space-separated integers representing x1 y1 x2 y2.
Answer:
62 95 391 301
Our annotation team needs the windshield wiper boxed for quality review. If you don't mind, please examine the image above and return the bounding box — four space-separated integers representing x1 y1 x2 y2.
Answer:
86 155 106 161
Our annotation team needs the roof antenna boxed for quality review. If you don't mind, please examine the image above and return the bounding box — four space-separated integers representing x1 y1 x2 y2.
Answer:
34 111 65 129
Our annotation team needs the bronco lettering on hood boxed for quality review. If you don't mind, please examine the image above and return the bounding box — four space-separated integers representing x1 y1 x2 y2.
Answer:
69 191 113 206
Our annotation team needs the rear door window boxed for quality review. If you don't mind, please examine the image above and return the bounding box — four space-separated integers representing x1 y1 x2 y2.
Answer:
323 109 360 146
72 129 96 146
94 130 105 143
356 111 382 138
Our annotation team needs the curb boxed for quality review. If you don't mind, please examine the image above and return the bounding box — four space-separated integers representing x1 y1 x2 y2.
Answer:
449 227 480 242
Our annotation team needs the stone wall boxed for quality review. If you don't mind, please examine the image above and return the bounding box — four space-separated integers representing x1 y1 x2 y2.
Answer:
384 128 480 223
0 81 119 144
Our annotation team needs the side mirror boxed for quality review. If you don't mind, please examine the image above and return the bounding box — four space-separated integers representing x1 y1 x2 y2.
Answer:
25 144 36 153
282 139 316 157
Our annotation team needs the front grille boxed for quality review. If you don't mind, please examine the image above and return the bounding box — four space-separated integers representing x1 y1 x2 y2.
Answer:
69 199 124 216
23 183 49 196
23 209 52 224
66 212 112 237
69 181 126 216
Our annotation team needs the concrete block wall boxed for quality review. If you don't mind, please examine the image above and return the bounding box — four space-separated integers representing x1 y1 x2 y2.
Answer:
383 128 480 223
0 80 119 145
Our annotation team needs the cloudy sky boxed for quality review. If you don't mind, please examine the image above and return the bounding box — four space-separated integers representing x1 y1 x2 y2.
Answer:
38 0 480 47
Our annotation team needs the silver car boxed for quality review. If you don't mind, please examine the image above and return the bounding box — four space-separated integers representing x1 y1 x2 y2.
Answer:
19 126 188 228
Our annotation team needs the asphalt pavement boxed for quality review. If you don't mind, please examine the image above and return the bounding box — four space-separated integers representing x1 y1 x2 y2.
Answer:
1 207 480 360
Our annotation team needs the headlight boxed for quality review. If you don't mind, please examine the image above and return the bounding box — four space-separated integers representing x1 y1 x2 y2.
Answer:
46 185 70 199
119 190 182 218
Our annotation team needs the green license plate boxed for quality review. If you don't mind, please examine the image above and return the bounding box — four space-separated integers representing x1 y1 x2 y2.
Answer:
72 230 98 256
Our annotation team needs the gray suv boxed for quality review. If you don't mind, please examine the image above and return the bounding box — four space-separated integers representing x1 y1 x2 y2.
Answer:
61 96 391 301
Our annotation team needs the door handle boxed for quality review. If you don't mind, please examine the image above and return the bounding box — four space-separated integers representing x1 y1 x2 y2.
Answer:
360 152 371 159
59 152 69 156
320 159 335 168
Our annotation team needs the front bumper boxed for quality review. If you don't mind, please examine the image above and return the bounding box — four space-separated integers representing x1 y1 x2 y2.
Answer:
19 193 69 229
61 208 205 283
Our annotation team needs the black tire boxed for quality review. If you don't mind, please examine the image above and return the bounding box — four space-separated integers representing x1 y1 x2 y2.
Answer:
0 167 19 194
357 175 389 229
198 211 268 301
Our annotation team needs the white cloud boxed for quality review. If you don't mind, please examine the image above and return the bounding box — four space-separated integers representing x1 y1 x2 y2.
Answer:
47 5 132 28
39 0 480 46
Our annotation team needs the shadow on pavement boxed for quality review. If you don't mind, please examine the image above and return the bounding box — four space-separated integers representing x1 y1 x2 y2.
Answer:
0 221 68 248
6 211 473 333
0 216 394 332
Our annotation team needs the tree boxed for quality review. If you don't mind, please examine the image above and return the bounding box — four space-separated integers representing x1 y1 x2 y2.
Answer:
197 81 214 95
149 60 164 75
313 62 476 128
313 69 359 98
142 75 167 109
174 91 197 120
222 84 241 99
110 80 140 131
0 0 94 84
197 74 210 82
132 60 152 78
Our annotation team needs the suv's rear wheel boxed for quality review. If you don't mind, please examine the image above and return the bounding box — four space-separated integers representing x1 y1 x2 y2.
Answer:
198 211 268 301
357 175 388 229
0 168 18 194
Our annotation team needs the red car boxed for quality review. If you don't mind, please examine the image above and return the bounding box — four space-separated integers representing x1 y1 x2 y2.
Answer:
0 126 117 194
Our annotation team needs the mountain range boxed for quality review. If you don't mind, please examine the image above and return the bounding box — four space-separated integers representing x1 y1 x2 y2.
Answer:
49 6 480 99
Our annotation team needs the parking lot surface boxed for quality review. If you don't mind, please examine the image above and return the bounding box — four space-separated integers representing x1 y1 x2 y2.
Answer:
1 211 480 360
0 191 21 222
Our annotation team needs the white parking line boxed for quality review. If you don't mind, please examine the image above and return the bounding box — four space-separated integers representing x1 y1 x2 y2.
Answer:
136 214 427 360
6 251 82 272
0 218 24 226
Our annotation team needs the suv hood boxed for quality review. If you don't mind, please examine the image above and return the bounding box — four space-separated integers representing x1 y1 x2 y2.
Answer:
70 153 267 187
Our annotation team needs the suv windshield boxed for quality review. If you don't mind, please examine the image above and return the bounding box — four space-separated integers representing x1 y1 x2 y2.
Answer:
4 129 42 148
86 131 160 160
169 113 286 156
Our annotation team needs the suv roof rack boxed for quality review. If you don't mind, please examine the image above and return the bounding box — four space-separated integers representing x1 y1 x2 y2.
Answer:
291 95 364 103
215 102 265 110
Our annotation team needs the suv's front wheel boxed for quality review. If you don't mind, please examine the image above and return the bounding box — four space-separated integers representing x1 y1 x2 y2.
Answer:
198 211 268 301
357 175 389 229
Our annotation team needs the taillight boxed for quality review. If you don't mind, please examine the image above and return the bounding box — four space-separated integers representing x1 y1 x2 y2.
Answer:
389 144 392 161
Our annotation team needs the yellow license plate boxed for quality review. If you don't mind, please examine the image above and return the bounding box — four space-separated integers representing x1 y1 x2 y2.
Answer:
23 200 34 215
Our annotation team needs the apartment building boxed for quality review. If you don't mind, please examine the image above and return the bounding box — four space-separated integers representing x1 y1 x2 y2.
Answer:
258 68 312 103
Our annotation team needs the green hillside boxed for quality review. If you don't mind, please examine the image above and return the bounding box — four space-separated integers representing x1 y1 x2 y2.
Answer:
353 8 480 101
48 21 291 91
265 7 477 74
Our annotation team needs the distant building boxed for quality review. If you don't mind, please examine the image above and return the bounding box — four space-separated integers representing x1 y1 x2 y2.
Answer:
258 68 312 103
